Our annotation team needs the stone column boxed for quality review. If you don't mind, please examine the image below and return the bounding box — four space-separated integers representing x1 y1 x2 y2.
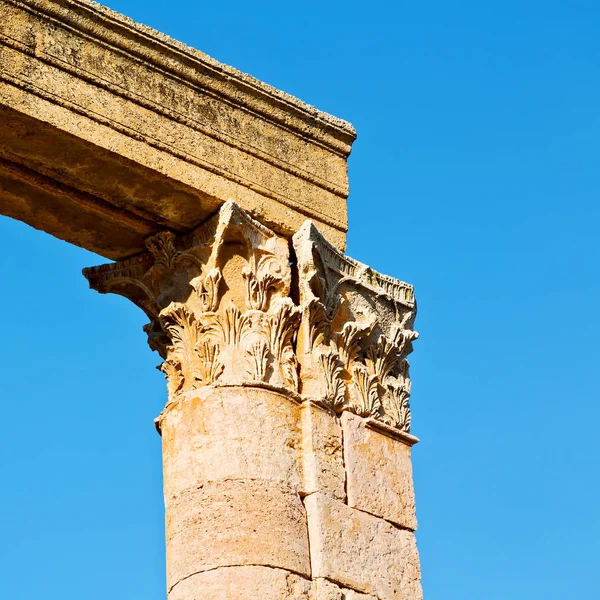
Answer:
84 201 423 600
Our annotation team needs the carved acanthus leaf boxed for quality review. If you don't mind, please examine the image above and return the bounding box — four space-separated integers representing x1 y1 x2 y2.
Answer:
246 340 270 382
306 299 330 350
365 335 401 383
319 349 346 412
390 326 419 358
266 299 301 360
160 304 200 351
334 321 373 370
159 358 184 397
266 298 301 390
192 268 223 313
196 340 224 385
350 363 381 418
383 376 412 433
159 303 203 392
146 231 179 269
242 267 279 311
203 305 251 347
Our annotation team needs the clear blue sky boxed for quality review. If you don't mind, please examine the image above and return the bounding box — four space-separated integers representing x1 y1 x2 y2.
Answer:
1 1 599 598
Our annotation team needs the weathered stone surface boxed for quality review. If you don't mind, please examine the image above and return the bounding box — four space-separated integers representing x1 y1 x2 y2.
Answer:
343 589 378 600
294 222 418 434
304 493 422 600
310 579 341 600
86 200 419 438
83 196 422 598
0 0 427 593
0 0 354 258
300 402 345 500
85 201 302 398
342 412 417 530
166 479 311 591
310 578 377 599
169 566 311 600
161 386 301 503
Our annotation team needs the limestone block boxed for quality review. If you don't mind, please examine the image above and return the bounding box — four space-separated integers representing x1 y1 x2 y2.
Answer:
166 479 311 591
343 590 378 600
310 578 377 599
161 386 301 503
300 402 345 500
342 412 417 530
304 493 422 600
310 579 341 600
168 566 311 600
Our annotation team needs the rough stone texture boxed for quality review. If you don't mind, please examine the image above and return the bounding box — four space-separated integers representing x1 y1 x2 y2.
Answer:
310 579 341 600
161 386 301 504
166 479 311 592
1 0 426 593
300 402 345 500
85 201 303 396
293 222 418 434
310 578 377 599
83 201 422 599
304 493 422 600
342 412 417 530
0 0 354 258
343 589 379 600
85 199 419 442
169 566 311 600
81 173 422 597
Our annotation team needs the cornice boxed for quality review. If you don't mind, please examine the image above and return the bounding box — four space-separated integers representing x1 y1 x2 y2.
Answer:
8 0 356 158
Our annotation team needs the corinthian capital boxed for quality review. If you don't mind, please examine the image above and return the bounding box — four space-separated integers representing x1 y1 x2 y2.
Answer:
84 201 297 396
83 202 418 438
293 222 418 437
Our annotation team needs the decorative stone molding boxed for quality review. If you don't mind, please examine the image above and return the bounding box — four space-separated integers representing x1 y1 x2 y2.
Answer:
293 222 418 434
84 201 417 435
84 200 297 398
0 0 355 259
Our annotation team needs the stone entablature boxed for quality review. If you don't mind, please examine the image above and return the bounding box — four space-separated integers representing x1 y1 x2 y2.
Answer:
83 201 418 438
0 0 355 259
